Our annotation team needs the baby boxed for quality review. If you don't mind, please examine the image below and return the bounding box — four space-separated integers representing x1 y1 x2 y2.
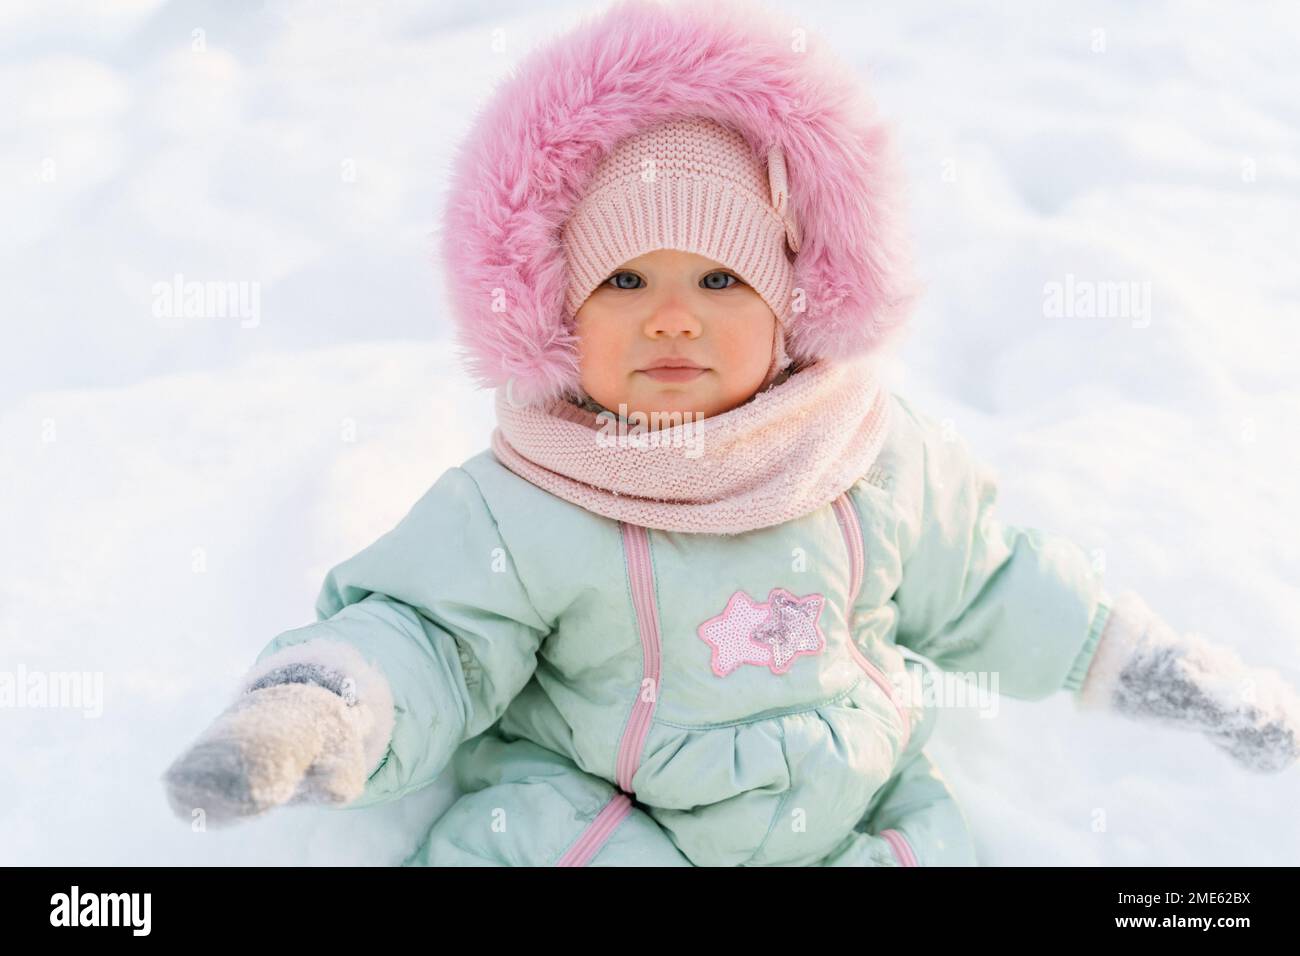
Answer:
161 0 1300 866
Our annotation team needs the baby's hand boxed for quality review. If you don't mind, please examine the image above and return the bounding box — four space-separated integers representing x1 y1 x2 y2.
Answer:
1079 591 1300 773
161 678 375 827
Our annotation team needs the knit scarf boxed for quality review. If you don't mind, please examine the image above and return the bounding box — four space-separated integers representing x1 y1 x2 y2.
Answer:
489 355 893 535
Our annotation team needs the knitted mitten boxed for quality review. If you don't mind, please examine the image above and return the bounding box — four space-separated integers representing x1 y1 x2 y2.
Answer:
161 644 394 826
1078 591 1300 773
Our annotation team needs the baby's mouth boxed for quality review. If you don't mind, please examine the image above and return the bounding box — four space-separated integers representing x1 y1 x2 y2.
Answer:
638 366 708 383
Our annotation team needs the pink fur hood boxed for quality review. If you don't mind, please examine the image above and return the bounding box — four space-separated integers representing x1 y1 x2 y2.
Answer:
440 0 921 407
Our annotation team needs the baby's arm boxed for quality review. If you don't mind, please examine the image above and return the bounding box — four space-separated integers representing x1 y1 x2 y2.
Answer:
886 396 1299 773
887 394 1109 701
162 465 552 824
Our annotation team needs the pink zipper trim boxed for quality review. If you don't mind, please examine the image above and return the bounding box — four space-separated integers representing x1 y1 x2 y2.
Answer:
880 827 919 866
555 792 634 866
831 494 865 601
615 522 663 794
833 492 912 752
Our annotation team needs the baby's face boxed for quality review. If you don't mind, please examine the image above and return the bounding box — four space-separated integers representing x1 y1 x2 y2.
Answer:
574 249 776 423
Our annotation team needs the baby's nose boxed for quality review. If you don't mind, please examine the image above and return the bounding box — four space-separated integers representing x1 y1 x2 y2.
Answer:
644 304 701 338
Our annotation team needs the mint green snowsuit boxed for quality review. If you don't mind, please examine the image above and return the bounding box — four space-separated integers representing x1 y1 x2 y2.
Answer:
251 393 1111 866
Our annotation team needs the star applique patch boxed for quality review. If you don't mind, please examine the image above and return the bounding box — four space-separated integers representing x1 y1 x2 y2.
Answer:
697 587 827 676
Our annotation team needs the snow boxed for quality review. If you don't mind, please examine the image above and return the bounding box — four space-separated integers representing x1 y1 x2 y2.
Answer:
2 0 1298 865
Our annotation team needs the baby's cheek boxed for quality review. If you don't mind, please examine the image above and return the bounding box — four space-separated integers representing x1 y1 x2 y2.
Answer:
717 312 775 377
576 325 633 403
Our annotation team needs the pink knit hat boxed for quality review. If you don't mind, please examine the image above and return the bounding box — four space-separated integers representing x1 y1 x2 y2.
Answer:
563 117 800 322
561 116 797 392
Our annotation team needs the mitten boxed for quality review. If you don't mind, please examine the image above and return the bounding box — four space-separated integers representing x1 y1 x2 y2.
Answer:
1078 590 1300 773
161 642 395 826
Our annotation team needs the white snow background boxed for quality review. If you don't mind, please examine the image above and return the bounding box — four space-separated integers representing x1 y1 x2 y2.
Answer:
2 0 1298 865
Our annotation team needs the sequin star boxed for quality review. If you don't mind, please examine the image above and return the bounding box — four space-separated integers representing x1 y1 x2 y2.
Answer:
697 587 827 677
749 589 826 673
697 591 773 676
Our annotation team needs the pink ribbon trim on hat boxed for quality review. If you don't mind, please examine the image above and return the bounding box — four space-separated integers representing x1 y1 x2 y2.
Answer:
767 144 802 253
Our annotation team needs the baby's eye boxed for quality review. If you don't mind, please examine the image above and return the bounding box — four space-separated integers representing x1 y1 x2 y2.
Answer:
701 271 740 290
604 271 644 290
